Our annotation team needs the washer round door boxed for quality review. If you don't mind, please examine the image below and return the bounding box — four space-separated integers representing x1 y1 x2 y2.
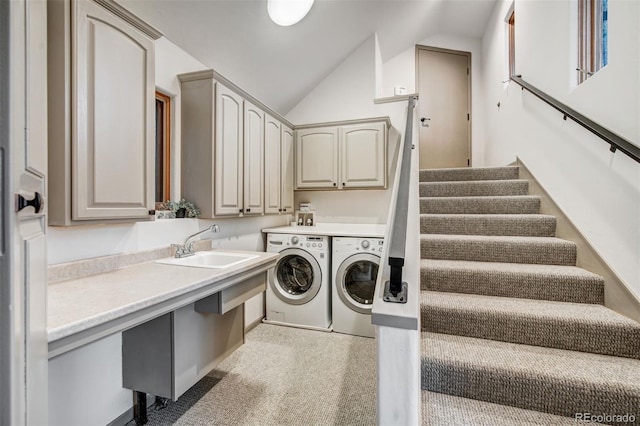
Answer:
336 253 380 314
270 248 323 305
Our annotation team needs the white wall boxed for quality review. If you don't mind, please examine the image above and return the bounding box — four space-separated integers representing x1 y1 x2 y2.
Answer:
47 38 289 425
482 0 640 294
286 36 410 225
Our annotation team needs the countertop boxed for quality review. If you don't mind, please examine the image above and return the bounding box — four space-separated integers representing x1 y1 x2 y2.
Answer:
262 223 387 238
47 249 278 358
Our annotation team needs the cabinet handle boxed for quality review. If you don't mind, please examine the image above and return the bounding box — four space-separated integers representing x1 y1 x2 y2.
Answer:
342 182 345 186
15 192 44 214
279 208 282 212
246 208 251 213
283 208 287 212
333 182 336 187
239 209 244 213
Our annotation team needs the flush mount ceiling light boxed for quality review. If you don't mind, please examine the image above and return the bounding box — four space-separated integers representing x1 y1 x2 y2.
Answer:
267 0 315 26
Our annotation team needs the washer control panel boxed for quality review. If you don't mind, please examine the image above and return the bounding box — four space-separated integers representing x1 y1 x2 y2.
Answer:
267 234 329 252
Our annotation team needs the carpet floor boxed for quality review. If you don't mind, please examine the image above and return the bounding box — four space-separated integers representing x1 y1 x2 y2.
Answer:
134 324 376 425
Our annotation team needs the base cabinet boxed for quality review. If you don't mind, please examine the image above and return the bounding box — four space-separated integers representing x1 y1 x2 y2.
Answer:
122 274 266 400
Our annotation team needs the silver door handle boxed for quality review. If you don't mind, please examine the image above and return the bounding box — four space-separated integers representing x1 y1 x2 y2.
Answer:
420 117 431 127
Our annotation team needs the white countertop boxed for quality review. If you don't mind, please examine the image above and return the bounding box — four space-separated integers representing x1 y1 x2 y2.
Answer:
47 249 278 357
262 223 387 238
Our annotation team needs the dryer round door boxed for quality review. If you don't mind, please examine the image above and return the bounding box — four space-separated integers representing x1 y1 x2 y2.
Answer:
270 248 323 305
336 253 380 314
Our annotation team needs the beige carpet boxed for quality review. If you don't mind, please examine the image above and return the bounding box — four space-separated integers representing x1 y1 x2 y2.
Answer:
137 324 376 425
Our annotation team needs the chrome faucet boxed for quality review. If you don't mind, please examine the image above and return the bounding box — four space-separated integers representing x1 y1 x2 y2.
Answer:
172 224 220 258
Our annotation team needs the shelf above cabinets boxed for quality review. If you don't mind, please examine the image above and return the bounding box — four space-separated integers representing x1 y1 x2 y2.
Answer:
295 118 390 190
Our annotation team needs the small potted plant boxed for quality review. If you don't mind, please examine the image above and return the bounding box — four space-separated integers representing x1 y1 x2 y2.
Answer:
160 199 201 218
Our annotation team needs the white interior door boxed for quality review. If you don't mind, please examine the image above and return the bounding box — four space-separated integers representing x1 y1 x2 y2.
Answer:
417 47 471 169
1 1 48 424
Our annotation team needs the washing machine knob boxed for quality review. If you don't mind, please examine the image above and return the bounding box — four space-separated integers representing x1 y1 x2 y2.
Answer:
291 236 299 244
361 240 370 249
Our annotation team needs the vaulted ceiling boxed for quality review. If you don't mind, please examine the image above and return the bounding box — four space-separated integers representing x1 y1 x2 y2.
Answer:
117 0 497 115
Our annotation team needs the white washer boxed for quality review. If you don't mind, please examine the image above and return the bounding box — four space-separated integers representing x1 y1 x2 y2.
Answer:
332 237 384 338
265 233 331 331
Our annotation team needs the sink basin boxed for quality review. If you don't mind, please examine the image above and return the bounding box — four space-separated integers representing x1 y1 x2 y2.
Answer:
155 251 259 269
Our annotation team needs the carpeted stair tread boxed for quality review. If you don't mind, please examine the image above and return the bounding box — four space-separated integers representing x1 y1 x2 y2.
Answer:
421 391 595 426
420 166 519 182
421 332 640 419
421 213 556 236
420 195 541 214
421 259 604 304
421 234 577 265
421 291 640 358
420 179 528 197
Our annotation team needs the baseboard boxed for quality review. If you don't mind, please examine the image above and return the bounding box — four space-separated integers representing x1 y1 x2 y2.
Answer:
244 316 263 333
107 407 132 426
516 157 640 322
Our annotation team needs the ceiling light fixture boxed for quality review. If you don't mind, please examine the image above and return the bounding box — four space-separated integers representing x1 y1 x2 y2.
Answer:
267 0 315 27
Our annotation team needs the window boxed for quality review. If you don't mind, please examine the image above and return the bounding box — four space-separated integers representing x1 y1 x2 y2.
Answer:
508 11 515 78
155 91 171 205
578 0 608 84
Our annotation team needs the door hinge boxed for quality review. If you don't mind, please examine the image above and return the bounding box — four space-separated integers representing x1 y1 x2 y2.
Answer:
467 113 470 120
467 159 470 166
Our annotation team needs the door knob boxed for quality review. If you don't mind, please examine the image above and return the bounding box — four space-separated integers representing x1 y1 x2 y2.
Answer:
420 117 431 127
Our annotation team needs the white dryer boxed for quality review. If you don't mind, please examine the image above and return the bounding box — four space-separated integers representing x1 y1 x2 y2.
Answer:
332 237 384 338
265 233 331 331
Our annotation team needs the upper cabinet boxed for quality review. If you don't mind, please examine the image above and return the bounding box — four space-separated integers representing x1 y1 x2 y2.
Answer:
179 71 294 218
48 0 162 225
243 101 264 215
295 118 389 190
295 127 339 189
264 116 294 214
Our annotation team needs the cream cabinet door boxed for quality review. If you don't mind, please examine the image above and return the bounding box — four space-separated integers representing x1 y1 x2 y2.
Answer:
280 125 295 212
73 0 154 220
243 101 264 215
215 84 244 216
264 115 281 214
339 122 387 188
295 127 339 189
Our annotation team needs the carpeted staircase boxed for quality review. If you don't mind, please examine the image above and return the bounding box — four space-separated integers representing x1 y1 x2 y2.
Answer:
419 166 640 425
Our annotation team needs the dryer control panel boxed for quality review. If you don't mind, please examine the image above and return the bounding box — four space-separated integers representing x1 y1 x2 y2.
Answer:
333 237 385 255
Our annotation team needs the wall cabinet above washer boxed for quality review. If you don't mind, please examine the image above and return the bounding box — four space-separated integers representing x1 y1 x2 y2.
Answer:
47 0 162 225
295 118 390 190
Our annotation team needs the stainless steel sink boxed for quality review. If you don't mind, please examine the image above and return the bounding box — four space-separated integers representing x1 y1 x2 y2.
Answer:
155 251 258 269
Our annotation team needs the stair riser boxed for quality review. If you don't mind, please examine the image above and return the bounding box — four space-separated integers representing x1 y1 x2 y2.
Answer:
421 306 640 359
422 359 640 423
421 268 604 304
420 197 541 214
421 216 556 237
420 167 519 182
421 239 577 265
420 181 528 197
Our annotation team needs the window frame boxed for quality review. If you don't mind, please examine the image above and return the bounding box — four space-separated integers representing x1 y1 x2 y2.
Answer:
155 91 172 205
508 11 516 78
577 0 608 84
